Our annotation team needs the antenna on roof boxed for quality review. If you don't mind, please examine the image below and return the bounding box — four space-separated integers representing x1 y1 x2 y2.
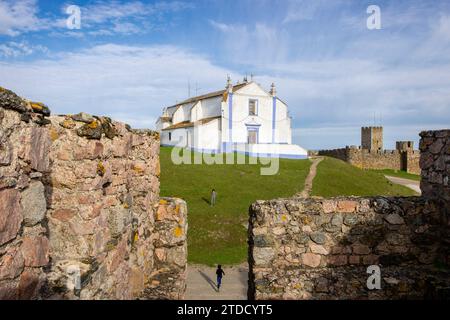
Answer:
195 82 201 96
188 79 191 98
250 73 254 81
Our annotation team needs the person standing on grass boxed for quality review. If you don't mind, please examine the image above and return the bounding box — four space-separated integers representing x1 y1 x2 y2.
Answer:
216 265 225 291
210 189 217 207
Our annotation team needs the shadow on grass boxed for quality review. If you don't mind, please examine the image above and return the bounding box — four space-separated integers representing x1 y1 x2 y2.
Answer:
201 197 211 205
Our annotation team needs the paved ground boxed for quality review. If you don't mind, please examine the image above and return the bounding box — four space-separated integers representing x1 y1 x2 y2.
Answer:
385 175 421 194
186 158 325 300
296 157 324 198
185 264 248 300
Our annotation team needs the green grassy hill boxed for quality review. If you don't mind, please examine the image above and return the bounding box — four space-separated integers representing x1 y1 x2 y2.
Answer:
160 147 311 266
312 157 418 197
160 149 417 266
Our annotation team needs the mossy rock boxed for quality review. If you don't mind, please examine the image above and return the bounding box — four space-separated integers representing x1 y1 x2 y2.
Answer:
30 102 51 116
0 87 28 113
99 117 118 139
77 120 103 140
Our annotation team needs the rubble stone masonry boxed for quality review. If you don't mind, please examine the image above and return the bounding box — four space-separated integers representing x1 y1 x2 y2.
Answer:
319 147 421 175
0 87 187 299
249 129 450 300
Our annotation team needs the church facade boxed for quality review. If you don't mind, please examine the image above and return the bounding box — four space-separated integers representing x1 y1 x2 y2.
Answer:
156 77 308 159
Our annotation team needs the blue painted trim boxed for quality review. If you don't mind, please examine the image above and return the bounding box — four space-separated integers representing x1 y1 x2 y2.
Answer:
236 151 308 160
228 93 233 144
245 123 261 127
272 96 276 143
161 144 308 159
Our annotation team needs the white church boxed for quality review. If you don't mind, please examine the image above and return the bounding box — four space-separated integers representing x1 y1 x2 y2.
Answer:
156 77 308 159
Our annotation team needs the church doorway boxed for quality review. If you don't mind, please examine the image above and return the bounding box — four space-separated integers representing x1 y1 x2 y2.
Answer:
247 129 258 144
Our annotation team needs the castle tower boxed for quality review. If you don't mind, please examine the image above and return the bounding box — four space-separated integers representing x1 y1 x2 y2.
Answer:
361 126 383 151
396 141 414 152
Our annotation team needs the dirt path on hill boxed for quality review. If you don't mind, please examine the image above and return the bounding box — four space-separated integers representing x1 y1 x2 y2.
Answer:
296 156 324 198
185 264 248 300
385 175 421 194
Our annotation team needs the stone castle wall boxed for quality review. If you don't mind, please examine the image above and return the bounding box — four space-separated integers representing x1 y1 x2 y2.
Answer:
0 87 187 299
249 130 450 300
318 147 421 175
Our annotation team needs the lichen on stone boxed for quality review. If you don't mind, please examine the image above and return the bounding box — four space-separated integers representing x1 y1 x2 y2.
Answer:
59 118 76 129
97 161 106 177
77 120 103 139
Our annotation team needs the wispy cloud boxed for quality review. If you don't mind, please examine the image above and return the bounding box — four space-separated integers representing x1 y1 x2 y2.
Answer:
63 0 194 36
0 44 234 129
0 0 49 36
0 0 193 37
0 40 48 57
283 0 346 24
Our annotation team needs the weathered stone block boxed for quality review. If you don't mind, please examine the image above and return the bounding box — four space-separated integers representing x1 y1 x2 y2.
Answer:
21 236 49 267
384 214 405 225
310 232 326 244
0 246 24 280
21 181 46 226
301 253 321 267
30 127 50 172
253 247 275 266
337 200 357 213
0 189 22 245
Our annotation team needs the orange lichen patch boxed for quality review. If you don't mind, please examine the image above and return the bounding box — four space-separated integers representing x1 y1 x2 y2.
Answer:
174 226 183 237
97 161 106 177
60 119 76 129
132 164 145 175
88 121 99 129
49 128 59 142
156 205 167 221
133 232 139 243
175 204 180 214
123 203 130 209
159 199 168 205
301 216 313 225
155 161 161 177
30 102 44 110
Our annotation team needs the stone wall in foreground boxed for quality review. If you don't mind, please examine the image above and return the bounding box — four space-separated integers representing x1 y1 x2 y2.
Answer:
419 130 450 269
0 87 187 299
249 130 450 300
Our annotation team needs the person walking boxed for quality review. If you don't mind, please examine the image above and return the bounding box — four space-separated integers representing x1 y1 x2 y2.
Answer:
216 265 225 291
210 189 217 207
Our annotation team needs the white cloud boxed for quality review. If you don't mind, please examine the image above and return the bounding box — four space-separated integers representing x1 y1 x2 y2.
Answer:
0 0 193 37
0 44 234 129
0 41 48 57
67 1 194 35
0 0 48 36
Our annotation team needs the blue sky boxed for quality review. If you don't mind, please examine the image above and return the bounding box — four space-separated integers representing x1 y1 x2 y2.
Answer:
1 0 449 149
